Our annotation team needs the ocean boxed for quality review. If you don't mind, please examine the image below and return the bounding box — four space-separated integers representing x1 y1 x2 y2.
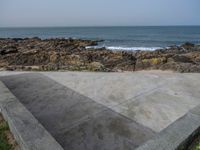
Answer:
0 26 200 51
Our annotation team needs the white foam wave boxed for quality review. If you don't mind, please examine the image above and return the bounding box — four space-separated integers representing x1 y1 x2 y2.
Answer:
106 46 162 51
86 46 103 49
86 46 163 51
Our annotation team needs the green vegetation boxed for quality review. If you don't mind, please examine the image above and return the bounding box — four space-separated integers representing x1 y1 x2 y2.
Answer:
0 114 19 150
185 134 200 150
190 141 200 150
0 117 12 150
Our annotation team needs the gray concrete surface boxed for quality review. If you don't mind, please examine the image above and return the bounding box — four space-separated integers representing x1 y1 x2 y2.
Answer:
136 105 200 150
0 73 155 150
0 71 200 149
42 71 200 132
0 81 64 150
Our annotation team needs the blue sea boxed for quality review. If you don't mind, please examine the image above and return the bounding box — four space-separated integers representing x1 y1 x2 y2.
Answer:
0 26 200 51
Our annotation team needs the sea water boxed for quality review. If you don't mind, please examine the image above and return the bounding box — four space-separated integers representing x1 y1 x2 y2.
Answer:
0 26 200 51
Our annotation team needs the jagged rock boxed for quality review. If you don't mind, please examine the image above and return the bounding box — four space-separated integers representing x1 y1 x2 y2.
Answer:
0 37 199 72
88 62 105 71
171 55 193 63
181 42 195 49
0 48 18 55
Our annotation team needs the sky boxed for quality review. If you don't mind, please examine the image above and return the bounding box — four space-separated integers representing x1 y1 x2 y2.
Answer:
0 0 200 27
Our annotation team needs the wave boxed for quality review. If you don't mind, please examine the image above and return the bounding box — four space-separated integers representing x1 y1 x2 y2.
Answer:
106 46 163 51
86 46 163 51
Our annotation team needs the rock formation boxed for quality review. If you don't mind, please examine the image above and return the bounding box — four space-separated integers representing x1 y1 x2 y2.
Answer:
0 37 200 72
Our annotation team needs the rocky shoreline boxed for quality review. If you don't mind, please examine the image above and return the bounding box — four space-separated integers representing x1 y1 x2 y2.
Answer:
0 37 200 72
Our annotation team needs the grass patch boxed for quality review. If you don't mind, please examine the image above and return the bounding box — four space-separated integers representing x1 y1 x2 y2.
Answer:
0 116 12 150
190 140 200 150
0 114 19 150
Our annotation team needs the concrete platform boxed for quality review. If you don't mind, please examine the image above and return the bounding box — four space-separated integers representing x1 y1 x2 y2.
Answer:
0 71 200 149
0 81 63 150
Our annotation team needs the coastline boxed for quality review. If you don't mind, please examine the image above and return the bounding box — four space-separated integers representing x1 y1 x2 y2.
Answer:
0 37 200 72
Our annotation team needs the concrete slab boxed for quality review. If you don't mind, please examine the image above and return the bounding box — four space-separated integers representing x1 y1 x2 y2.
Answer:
190 105 200 116
0 73 156 150
0 71 200 149
0 81 64 150
54 109 155 150
136 112 200 150
112 87 200 132
42 72 167 108
42 72 200 132
0 73 107 132
0 71 28 77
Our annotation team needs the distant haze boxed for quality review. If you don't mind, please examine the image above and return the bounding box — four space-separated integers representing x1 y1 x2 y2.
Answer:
0 0 200 27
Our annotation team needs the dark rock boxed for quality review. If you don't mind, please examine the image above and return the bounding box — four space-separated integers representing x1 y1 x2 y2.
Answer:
12 38 23 42
0 37 199 72
0 48 18 55
171 55 193 63
181 42 195 49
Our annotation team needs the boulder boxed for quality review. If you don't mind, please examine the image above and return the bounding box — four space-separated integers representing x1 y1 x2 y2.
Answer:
181 42 195 49
171 55 193 63
88 62 105 71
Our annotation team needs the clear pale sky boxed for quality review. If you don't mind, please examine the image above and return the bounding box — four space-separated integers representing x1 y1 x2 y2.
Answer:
0 0 200 27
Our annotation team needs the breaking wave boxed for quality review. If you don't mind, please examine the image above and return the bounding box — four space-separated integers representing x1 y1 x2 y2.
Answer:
86 46 163 51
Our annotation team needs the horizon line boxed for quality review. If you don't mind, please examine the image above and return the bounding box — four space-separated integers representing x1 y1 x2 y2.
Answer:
0 25 200 28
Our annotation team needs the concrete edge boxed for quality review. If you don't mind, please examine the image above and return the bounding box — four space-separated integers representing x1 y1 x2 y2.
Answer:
136 104 200 150
0 81 64 150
